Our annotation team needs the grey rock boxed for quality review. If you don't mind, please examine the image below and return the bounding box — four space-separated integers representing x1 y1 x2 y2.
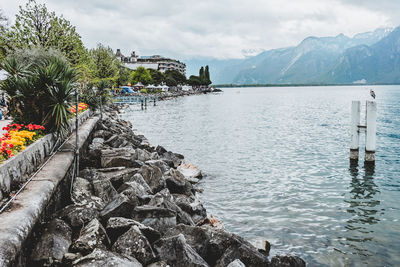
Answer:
30 219 72 264
138 165 166 193
165 169 187 194
145 160 170 174
153 234 209 267
124 173 152 194
92 137 105 145
100 194 137 221
106 217 161 244
59 204 99 228
147 261 168 267
163 224 269 266
118 181 148 201
100 148 138 168
112 226 156 265
92 177 118 204
140 215 177 233
173 194 207 224
227 259 246 267
71 177 104 209
270 255 306 267
72 248 143 267
71 218 110 254
93 130 113 140
155 145 167 155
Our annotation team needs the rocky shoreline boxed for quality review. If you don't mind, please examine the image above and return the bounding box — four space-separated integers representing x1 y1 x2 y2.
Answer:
27 106 305 267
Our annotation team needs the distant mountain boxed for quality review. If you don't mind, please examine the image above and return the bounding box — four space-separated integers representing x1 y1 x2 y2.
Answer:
325 27 400 84
185 27 395 85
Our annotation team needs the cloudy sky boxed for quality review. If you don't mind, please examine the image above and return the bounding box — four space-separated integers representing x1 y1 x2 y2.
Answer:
1 0 400 60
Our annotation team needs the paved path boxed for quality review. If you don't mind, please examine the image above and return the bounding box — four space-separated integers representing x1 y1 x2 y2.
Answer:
0 119 11 135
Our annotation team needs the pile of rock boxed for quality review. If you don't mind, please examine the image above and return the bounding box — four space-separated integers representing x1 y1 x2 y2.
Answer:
29 107 305 267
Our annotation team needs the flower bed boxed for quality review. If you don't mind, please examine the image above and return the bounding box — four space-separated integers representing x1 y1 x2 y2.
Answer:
0 124 45 163
70 102 89 114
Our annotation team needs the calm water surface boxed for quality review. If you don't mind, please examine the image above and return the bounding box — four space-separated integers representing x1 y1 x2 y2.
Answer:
121 86 400 266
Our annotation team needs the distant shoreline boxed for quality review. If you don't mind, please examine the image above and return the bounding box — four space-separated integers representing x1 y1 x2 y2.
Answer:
215 83 400 88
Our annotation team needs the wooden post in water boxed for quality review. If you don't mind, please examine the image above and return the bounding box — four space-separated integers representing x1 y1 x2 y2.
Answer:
153 97 156 106
141 99 144 110
144 96 147 109
365 101 377 162
350 101 361 160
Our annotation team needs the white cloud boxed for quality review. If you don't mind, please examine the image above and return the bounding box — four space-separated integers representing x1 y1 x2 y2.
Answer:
0 0 397 59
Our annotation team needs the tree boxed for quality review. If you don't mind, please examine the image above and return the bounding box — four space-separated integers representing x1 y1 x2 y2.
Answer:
0 47 77 136
165 76 177 86
129 66 152 85
0 9 9 63
199 66 205 84
165 69 186 85
89 44 119 80
149 69 165 85
187 75 201 86
116 62 131 87
205 65 211 85
4 0 87 66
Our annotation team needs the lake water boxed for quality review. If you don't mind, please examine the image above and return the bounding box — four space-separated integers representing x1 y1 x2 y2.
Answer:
120 86 400 266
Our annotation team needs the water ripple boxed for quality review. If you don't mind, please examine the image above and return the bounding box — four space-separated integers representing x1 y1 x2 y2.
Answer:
122 86 400 266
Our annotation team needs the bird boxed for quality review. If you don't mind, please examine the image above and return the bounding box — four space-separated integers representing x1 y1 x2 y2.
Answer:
370 89 376 99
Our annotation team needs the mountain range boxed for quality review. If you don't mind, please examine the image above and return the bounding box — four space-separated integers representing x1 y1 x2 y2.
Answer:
185 27 400 85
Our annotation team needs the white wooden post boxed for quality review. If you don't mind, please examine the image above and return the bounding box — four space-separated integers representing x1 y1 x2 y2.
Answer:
365 101 377 162
350 101 361 160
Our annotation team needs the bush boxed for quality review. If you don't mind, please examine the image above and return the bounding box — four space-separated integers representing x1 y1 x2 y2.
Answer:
140 89 148 94
0 47 77 137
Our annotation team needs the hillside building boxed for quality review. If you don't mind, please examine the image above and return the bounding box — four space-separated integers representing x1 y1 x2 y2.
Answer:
116 49 186 75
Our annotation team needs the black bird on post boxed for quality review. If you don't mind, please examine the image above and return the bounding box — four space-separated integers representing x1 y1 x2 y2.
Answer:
370 89 376 99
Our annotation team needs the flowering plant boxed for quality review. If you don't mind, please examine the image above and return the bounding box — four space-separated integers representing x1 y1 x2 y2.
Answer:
0 123 45 163
70 103 89 114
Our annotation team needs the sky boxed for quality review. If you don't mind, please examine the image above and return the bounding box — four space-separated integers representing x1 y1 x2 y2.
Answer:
1 0 400 60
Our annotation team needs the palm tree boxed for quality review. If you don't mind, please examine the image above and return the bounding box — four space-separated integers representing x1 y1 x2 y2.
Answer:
1 47 77 137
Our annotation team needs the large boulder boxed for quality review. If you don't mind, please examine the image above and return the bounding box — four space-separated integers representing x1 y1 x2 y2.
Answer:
112 226 157 265
136 148 158 162
124 173 153 194
227 259 246 267
163 224 269 266
177 163 202 180
71 177 104 209
153 234 209 267
117 181 149 202
30 219 72 265
106 217 161 244
71 218 110 254
59 204 99 228
100 194 137 221
138 165 166 193
160 151 183 168
145 160 170 174
100 148 139 168
173 194 207 224
165 169 186 194
72 248 142 267
270 255 306 267
98 167 138 190
92 176 118 204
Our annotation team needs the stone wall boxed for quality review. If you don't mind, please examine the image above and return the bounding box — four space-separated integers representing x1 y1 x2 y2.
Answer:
0 110 91 201
0 114 99 267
